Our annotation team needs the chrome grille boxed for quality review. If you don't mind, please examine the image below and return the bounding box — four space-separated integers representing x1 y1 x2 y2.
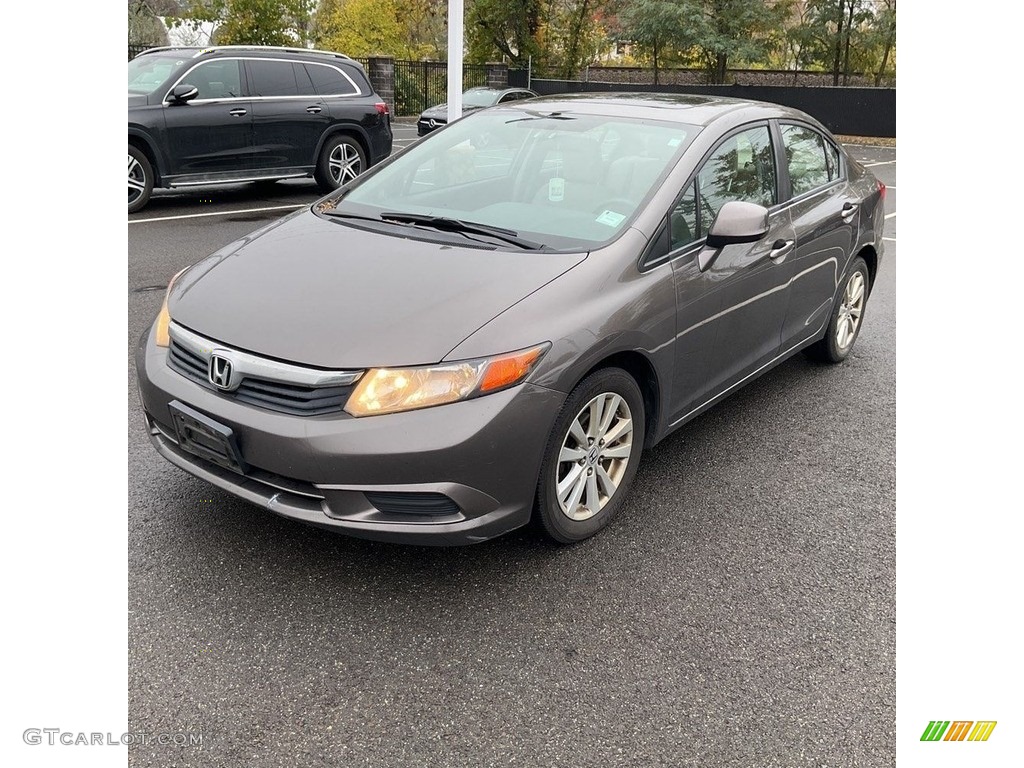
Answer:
166 323 362 417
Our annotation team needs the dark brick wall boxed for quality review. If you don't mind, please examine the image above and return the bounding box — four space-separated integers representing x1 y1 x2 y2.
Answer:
366 57 396 114
579 66 894 88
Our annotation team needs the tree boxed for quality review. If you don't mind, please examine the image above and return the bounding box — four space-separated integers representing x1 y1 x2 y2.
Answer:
689 1 792 83
314 0 406 56
545 1 613 79
171 0 314 46
129 1 171 47
467 0 543 68
618 1 694 84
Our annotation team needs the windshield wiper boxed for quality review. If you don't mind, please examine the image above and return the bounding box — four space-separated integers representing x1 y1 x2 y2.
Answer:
379 212 546 250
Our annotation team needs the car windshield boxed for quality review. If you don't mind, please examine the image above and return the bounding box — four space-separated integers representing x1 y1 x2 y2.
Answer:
128 54 186 95
463 90 501 107
327 109 698 251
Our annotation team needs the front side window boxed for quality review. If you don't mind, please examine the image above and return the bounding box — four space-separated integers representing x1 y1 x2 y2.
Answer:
781 124 831 196
181 60 242 100
697 125 777 235
670 182 699 250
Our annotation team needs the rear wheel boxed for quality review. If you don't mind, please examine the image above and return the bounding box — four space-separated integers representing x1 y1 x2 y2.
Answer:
315 135 366 192
535 368 645 544
806 256 870 363
128 145 153 213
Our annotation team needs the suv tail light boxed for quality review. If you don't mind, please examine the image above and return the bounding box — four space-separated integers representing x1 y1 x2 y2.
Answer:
878 180 886 200
374 102 389 116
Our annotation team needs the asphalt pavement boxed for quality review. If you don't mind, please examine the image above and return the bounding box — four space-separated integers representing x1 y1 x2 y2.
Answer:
128 131 897 767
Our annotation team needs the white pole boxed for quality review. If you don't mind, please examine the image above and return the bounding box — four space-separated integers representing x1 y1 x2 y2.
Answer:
447 0 464 124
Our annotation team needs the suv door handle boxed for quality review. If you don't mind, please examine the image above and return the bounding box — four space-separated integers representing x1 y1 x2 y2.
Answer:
228 108 247 117
306 106 322 114
841 202 859 222
769 239 794 261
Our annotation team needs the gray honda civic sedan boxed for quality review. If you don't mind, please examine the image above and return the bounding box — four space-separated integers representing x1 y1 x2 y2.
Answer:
136 93 885 545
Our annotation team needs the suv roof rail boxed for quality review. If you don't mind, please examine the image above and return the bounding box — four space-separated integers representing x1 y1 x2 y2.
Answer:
192 45 353 61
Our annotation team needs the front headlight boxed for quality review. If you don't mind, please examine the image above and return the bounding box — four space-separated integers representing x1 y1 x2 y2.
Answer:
154 267 191 348
344 343 549 417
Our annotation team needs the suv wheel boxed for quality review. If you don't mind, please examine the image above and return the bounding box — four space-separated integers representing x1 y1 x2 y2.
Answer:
315 135 366 192
128 145 153 213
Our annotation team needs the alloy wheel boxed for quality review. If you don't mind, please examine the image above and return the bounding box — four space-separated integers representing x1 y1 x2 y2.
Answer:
555 393 634 521
836 270 865 350
128 153 147 206
329 143 362 185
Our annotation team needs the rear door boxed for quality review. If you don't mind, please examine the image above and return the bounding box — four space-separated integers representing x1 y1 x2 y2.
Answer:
246 58 330 171
162 58 253 178
775 122 858 349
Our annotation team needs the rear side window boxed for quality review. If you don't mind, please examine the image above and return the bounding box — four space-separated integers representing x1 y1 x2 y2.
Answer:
781 124 831 196
304 63 360 96
247 60 300 97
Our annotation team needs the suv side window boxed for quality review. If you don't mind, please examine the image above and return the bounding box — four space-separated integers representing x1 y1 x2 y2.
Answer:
247 59 301 97
697 125 776 235
185 60 242 100
781 124 831 196
304 63 359 97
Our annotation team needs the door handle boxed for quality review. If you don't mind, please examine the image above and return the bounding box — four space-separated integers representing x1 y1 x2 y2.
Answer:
306 106 322 114
769 239 794 260
228 108 247 117
841 202 859 222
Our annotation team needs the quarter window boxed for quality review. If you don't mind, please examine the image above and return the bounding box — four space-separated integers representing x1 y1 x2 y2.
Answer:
696 125 776 235
670 182 699 250
304 64 359 96
781 124 831 196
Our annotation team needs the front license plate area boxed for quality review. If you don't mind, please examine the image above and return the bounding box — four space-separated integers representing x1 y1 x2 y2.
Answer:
168 400 247 474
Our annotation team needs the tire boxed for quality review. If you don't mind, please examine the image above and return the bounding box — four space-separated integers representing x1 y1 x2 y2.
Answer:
806 256 870 363
128 145 154 214
314 134 367 192
534 368 646 544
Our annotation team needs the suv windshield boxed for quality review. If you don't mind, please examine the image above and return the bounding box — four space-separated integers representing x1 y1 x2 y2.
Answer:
128 54 187 96
327 109 697 251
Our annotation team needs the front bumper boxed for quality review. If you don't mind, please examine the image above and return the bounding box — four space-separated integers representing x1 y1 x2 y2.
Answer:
136 329 565 545
416 118 444 136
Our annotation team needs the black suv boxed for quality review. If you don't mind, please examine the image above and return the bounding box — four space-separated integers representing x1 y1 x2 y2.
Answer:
128 46 393 213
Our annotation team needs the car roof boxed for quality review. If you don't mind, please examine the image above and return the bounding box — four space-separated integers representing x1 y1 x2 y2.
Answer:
511 92 822 130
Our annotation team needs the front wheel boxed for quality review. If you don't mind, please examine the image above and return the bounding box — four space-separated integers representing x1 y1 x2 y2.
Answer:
806 256 870 363
128 145 153 214
535 368 645 544
314 135 366 192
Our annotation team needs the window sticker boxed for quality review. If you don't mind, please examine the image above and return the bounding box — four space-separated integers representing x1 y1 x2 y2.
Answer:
596 210 626 227
548 177 565 202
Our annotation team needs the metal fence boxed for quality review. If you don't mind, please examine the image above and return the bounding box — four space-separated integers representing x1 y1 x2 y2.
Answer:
389 60 490 115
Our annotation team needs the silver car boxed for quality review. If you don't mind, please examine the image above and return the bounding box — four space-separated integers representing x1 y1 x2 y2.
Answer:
136 93 885 545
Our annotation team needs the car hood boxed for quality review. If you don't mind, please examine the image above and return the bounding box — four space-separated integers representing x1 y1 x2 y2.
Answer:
169 210 586 369
421 104 485 120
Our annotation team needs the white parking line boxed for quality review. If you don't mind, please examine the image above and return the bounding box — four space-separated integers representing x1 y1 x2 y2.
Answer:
883 237 896 242
864 160 897 167
885 212 896 219
129 204 306 224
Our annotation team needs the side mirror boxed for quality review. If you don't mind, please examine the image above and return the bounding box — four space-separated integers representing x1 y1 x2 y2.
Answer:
698 201 770 271
168 84 199 104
